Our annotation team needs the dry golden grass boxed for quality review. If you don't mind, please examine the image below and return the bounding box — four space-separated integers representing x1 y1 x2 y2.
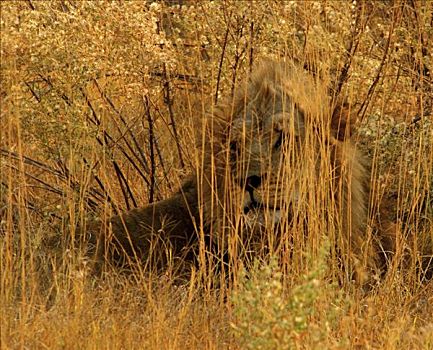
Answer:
1 1 432 349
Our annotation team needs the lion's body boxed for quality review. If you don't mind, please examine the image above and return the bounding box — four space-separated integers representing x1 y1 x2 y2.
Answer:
89 61 384 283
88 178 201 275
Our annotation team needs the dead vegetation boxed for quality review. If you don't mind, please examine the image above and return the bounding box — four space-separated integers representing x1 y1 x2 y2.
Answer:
1 1 432 349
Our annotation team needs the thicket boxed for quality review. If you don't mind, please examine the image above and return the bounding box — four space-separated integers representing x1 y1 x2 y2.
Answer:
1 1 432 349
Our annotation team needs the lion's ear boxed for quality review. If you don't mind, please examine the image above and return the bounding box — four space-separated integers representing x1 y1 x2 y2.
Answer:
331 97 356 141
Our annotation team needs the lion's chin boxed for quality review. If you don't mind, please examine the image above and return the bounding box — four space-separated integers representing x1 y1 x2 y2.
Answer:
243 202 283 225
243 208 283 231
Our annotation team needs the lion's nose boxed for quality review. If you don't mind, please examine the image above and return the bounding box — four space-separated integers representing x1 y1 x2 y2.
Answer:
245 175 261 191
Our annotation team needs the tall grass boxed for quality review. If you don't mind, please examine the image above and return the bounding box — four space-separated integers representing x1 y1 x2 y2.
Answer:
1 1 432 349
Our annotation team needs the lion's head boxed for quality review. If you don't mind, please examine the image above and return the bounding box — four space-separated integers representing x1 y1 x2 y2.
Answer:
228 63 330 215
199 61 376 281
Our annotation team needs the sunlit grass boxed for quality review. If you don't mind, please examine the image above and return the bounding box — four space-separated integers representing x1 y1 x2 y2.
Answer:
1 1 432 349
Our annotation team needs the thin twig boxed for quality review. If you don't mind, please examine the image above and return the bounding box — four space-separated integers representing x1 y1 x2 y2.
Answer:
4 163 63 196
112 161 137 210
81 88 152 188
162 63 185 169
248 21 254 72
156 17 185 170
1 181 62 221
144 96 156 203
143 99 173 194
358 3 402 119
26 0 35 10
215 25 230 104
92 80 151 174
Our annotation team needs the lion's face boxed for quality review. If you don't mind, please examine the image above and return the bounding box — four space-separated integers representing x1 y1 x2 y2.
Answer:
227 88 314 221
219 62 337 227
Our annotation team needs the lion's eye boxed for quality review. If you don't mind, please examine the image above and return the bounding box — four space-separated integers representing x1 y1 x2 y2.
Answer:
274 132 284 149
229 141 240 158
229 140 240 162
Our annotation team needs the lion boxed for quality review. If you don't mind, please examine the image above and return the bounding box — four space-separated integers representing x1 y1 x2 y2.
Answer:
86 61 385 284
